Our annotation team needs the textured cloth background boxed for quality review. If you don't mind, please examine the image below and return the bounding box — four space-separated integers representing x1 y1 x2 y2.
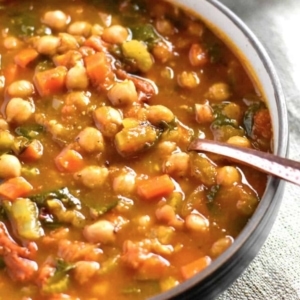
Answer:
217 0 300 299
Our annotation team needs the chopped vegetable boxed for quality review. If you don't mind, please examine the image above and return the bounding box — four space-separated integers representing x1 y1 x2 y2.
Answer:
33 66 67 97
115 122 160 157
30 187 81 209
137 174 175 201
14 48 39 68
54 148 85 173
4 198 44 240
0 177 33 201
180 256 212 280
84 52 112 86
15 124 44 139
130 24 160 48
122 40 153 72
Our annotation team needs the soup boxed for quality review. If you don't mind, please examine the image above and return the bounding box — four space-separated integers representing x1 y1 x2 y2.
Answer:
0 0 272 299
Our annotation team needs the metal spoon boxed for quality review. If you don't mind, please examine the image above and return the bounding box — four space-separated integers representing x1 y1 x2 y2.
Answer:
188 138 300 186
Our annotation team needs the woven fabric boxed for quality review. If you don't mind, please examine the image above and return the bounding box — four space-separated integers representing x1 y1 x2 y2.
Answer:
217 0 300 299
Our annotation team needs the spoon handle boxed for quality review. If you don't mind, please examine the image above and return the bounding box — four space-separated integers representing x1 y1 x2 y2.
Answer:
188 139 300 186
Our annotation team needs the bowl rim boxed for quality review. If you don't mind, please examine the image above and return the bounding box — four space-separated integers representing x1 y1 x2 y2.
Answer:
150 0 288 299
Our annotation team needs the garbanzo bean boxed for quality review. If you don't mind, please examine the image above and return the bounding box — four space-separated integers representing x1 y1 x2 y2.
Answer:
113 169 136 194
177 71 199 89
66 64 89 90
74 166 109 189
227 136 252 148
147 105 174 126
3 36 22 50
208 82 231 101
210 236 234 257
195 103 214 124
107 80 138 106
185 213 209 233
163 152 190 177
0 154 22 178
216 166 240 186
68 21 92 37
42 10 69 31
7 80 34 98
83 220 116 244
102 25 129 44
76 127 104 153
5 98 35 124
93 106 123 137
35 35 60 56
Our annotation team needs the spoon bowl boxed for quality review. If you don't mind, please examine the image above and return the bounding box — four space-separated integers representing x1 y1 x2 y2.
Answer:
188 138 300 186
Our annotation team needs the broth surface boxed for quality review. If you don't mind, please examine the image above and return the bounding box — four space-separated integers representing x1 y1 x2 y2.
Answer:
0 0 272 299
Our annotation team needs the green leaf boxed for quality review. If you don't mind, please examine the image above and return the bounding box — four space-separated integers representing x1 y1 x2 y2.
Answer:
15 124 45 140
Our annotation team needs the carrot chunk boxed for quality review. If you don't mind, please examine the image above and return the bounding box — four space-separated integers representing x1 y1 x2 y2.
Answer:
20 140 44 161
137 174 175 201
180 256 212 280
55 148 85 173
3 63 19 86
0 177 33 201
84 52 113 87
33 66 67 97
14 48 39 68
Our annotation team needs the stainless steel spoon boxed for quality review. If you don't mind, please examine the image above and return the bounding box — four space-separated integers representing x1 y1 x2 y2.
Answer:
188 138 300 186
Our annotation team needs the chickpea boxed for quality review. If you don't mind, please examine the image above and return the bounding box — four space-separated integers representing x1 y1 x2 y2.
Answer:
147 105 174 126
74 166 109 189
93 106 123 137
36 35 60 56
177 71 199 89
65 91 90 109
102 25 129 44
42 10 69 31
222 103 241 120
83 220 116 244
74 261 100 285
216 166 240 186
195 103 214 124
66 64 89 90
3 36 22 50
68 21 92 37
0 154 22 178
207 82 231 102
152 42 172 63
227 136 251 148
76 127 104 153
107 80 138 106
156 141 177 156
6 98 34 124
7 80 34 98
189 43 208 67
185 213 209 233
155 19 175 35
211 236 234 257
0 131 14 150
155 204 184 229
113 170 136 194
57 33 79 53
91 24 104 36
163 152 190 177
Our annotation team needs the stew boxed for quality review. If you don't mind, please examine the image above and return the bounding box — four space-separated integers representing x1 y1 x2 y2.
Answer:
0 0 272 299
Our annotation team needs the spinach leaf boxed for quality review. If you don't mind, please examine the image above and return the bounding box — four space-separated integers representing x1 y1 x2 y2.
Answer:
30 187 81 209
243 102 265 138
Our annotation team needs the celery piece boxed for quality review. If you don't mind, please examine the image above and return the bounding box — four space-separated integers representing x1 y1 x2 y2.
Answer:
122 40 153 72
5 198 44 240
115 123 160 157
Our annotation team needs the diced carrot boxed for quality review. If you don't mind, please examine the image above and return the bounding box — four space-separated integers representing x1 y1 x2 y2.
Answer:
3 63 19 86
0 176 33 201
33 66 67 97
137 174 175 201
55 148 85 173
84 36 107 52
14 48 39 68
20 140 44 161
180 256 212 280
84 52 113 87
